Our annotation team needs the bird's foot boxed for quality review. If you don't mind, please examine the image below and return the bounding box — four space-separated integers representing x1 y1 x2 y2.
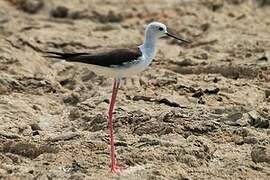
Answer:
111 165 121 174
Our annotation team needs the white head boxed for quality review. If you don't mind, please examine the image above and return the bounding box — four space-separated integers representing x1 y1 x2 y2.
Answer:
145 21 190 43
145 22 168 38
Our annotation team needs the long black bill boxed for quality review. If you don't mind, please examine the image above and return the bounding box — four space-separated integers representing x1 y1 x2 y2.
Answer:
166 32 190 44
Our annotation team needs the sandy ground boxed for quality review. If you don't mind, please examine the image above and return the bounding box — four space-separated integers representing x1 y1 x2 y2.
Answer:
0 0 270 179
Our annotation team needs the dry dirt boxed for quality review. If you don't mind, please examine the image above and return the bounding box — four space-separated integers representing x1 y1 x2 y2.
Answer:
0 0 270 179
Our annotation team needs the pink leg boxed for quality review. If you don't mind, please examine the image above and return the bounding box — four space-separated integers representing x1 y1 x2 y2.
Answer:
108 78 121 174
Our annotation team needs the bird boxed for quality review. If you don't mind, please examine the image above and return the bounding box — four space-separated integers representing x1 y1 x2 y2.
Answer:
46 21 190 174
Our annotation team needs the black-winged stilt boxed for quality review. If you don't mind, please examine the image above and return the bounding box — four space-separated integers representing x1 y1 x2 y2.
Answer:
46 21 190 174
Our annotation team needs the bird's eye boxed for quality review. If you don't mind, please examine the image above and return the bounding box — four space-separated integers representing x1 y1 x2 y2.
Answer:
158 27 164 31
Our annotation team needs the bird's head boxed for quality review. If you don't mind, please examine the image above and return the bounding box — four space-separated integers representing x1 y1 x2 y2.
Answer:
145 21 190 43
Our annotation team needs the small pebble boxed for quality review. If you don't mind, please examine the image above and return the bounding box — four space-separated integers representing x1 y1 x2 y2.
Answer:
50 6 69 18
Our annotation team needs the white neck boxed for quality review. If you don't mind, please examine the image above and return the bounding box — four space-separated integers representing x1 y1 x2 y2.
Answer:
139 29 157 60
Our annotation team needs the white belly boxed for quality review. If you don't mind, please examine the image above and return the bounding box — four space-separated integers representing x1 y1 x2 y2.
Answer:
87 57 152 78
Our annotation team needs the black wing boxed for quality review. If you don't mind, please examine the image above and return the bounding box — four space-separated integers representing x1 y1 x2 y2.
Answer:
45 48 142 67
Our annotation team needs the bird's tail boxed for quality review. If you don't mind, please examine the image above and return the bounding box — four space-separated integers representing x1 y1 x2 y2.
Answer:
44 51 88 61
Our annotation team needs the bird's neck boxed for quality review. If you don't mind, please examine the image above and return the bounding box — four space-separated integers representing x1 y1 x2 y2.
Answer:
140 30 157 60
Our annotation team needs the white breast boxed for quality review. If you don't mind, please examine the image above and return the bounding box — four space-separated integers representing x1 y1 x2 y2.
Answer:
114 55 152 77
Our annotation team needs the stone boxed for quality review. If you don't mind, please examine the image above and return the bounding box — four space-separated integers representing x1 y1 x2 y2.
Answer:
20 0 44 14
265 89 270 98
247 110 269 128
50 6 69 18
251 145 270 164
